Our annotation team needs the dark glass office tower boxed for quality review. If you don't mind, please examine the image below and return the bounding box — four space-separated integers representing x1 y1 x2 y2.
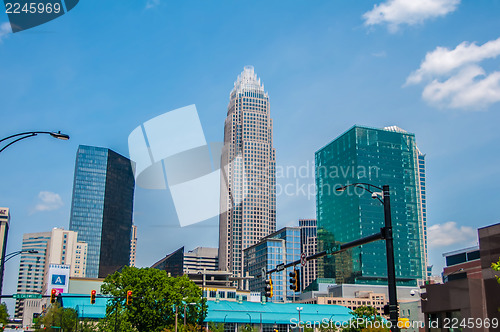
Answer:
69 145 135 278
315 126 424 286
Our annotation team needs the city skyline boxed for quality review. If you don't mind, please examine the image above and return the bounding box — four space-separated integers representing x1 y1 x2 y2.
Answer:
1 0 499 314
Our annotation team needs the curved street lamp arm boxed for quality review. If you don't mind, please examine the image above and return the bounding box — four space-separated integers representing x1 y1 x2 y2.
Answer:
0 131 70 153
0 131 58 143
336 182 384 204
0 133 37 153
336 182 383 192
2 249 38 265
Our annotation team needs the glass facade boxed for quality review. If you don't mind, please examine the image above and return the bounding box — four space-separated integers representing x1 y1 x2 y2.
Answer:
315 126 424 286
69 145 135 278
151 246 185 277
244 227 300 302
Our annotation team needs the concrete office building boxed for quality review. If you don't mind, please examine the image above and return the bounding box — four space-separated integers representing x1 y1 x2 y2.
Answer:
315 125 426 286
219 66 277 278
0 207 9 296
15 228 87 318
69 145 135 278
184 247 218 273
44 228 87 281
73 241 88 278
130 225 137 267
15 231 50 318
152 246 219 275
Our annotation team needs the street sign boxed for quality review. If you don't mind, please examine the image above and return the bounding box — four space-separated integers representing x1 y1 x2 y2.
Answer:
276 263 285 272
261 267 267 281
326 244 341 255
13 293 42 299
300 253 306 267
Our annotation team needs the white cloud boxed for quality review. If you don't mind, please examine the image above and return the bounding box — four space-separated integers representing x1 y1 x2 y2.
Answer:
407 37 500 84
34 191 64 212
428 221 477 248
145 0 160 9
372 51 387 58
406 37 500 110
422 65 500 109
363 0 460 32
0 22 12 42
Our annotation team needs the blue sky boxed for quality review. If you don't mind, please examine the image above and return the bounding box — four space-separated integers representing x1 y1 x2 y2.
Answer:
1 0 500 312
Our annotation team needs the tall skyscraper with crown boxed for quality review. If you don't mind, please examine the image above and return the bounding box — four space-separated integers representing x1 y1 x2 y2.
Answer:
218 66 276 277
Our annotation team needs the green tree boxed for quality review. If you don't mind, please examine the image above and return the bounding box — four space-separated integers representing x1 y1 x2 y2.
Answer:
94 312 136 332
207 322 225 332
238 324 258 332
100 266 207 332
342 306 389 332
492 257 500 284
35 304 78 332
0 302 9 327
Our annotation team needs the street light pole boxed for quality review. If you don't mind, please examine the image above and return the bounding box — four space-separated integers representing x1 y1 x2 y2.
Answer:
382 185 399 332
336 183 399 332
0 130 69 298
296 307 303 332
0 249 38 298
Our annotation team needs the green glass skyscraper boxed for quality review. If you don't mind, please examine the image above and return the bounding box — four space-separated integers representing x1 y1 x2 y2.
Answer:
315 126 426 286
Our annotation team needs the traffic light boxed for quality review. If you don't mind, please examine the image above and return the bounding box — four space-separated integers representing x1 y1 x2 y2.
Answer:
264 277 273 298
383 304 390 315
126 290 133 305
383 304 399 316
90 290 96 304
289 269 300 292
50 289 57 304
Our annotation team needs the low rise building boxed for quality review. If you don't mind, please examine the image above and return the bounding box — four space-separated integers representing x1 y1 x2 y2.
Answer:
421 222 500 331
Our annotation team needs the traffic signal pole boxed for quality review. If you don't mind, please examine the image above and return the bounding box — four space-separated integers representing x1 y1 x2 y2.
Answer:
265 184 400 332
266 232 384 275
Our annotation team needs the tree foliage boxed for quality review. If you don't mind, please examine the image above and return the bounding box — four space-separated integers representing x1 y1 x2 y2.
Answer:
342 306 389 332
207 322 225 332
492 257 500 284
35 304 78 332
238 324 259 332
0 303 8 327
100 266 207 332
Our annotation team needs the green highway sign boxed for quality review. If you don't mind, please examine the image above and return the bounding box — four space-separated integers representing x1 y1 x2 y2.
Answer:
13 293 42 299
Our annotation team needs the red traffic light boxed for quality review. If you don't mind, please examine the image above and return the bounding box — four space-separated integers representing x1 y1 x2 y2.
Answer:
50 289 57 304
126 290 133 305
90 290 97 304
